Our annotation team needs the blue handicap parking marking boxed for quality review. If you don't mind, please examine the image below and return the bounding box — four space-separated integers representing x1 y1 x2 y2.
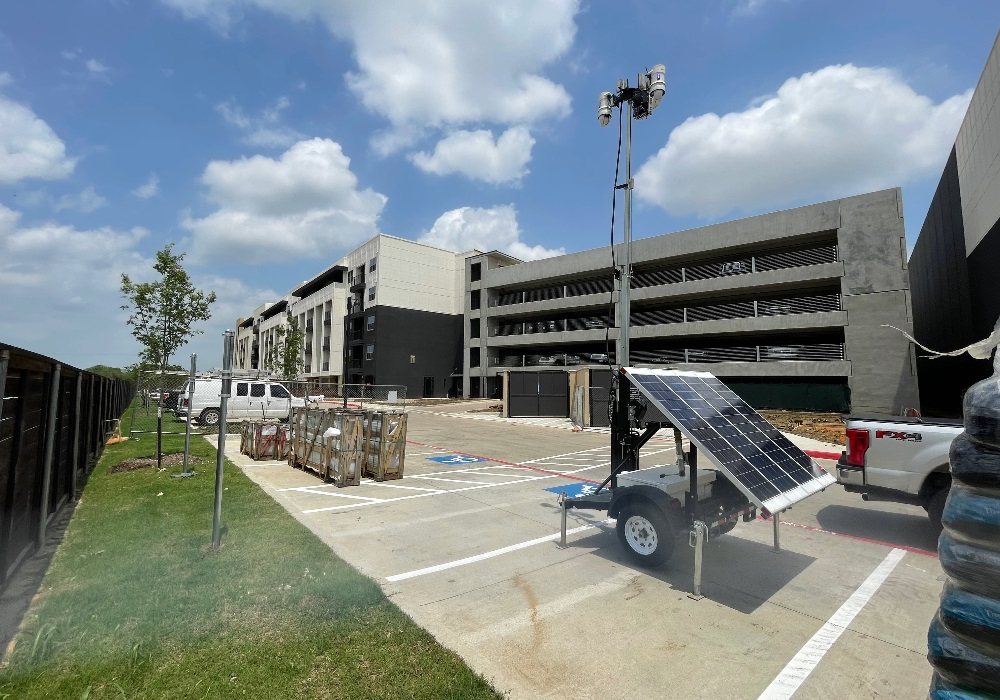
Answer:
544 482 599 498
427 454 486 464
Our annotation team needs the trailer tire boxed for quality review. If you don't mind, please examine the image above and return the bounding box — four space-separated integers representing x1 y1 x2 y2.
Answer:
616 502 674 567
712 519 738 537
928 486 949 533
200 408 221 426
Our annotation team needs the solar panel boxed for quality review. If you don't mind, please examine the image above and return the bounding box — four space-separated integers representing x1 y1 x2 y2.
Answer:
623 367 836 514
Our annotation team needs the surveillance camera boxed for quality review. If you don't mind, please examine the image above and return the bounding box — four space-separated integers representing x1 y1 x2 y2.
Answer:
648 64 666 111
598 91 613 127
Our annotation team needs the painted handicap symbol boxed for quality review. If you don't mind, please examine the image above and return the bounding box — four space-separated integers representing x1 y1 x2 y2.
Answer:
427 454 486 464
544 482 599 498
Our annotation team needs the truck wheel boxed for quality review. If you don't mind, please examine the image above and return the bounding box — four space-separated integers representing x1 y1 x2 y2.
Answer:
616 502 674 567
928 487 949 533
200 408 221 426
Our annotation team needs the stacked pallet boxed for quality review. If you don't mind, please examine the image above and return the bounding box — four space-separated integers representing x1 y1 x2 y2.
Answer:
288 408 366 487
240 421 290 460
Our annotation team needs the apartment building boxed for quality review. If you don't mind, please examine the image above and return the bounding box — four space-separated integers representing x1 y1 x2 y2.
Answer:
465 189 920 414
235 234 467 398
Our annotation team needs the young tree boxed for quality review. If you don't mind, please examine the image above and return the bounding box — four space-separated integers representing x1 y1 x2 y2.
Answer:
120 243 217 372
265 315 305 381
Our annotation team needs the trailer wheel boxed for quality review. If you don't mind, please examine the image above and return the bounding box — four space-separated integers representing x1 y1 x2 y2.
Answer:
616 502 674 567
712 519 737 537
200 408 221 426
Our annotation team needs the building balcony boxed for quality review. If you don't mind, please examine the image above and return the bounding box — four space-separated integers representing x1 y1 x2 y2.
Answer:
323 313 331 326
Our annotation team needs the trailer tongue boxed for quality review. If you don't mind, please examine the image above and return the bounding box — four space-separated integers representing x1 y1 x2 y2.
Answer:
560 366 836 597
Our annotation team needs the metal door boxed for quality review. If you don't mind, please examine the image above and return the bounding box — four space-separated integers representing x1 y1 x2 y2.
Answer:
508 371 568 417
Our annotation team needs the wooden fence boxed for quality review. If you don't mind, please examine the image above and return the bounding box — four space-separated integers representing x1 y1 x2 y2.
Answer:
0 344 132 592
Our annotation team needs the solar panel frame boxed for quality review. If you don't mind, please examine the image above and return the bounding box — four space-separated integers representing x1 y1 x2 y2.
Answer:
623 367 836 514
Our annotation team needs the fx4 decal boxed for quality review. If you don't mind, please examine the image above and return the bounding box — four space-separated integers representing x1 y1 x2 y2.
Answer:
875 430 923 442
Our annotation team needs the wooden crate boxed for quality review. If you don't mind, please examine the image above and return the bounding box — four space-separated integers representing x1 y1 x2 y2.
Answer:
288 408 365 486
363 410 407 481
240 421 289 460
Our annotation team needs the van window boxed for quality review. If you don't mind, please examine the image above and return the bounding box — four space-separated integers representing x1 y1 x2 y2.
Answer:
250 383 266 397
270 384 290 398
236 383 248 397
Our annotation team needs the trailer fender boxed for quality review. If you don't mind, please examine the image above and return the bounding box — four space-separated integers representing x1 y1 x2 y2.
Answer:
609 485 681 522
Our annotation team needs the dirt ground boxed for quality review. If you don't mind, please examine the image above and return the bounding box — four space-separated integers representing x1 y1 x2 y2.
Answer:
109 453 204 473
759 410 845 446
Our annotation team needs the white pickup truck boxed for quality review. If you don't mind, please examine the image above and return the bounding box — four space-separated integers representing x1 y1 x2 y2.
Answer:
835 415 964 530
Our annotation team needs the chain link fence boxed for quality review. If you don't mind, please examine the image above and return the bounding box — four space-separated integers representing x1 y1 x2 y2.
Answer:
127 369 407 436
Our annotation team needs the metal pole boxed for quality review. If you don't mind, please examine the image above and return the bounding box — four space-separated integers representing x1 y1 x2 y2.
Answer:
175 354 197 478
772 511 781 552
558 492 568 548
674 427 685 476
617 101 633 370
38 363 61 548
690 520 707 599
156 402 163 470
212 331 235 549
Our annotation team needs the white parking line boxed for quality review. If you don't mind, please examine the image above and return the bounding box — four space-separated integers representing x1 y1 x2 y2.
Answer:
757 548 906 700
385 519 614 582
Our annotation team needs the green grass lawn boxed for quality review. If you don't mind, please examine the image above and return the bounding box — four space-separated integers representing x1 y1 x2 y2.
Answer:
0 432 503 699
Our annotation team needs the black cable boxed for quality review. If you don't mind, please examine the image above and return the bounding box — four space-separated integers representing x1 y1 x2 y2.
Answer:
606 102 623 372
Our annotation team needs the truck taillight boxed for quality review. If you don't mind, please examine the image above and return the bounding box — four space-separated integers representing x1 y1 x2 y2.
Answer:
846 428 870 466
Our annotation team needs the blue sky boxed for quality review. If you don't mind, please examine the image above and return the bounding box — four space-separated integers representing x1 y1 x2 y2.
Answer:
0 1 997 369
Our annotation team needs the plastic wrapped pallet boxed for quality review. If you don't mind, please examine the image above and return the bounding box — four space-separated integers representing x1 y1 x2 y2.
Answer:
929 324 1000 697
240 421 289 460
363 410 407 481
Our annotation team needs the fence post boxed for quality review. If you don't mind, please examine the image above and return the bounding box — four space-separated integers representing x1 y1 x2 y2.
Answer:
212 331 235 549
38 363 61 548
71 372 83 502
176 354 197 478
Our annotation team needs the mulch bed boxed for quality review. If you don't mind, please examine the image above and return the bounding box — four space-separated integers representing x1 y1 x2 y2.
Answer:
109 454 204 474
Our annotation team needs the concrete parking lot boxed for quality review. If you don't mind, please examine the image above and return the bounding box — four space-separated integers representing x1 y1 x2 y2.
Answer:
221 402 942 700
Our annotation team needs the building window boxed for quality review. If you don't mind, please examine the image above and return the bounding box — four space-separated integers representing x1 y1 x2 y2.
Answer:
470 318 480 338
471 289 481 310
367 315 375 331
368 286 376 301
366 344 374 360
471 262 482 282
348 269 354 285
370 257 377 272
470 347 481 367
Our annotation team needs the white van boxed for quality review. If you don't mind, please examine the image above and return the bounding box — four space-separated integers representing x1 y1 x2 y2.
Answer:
176 378 306 425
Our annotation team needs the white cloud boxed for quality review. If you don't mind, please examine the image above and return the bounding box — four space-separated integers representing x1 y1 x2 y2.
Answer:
635 64 972 218
0 94 77 184
0 72 11 87
411 127 535 185
0 204 275 367
183 137 387 264
60 49 81 60
733 0 791 16
55 186 109 213
216 96 304 148
86 59 109 75
163 0 578 146
132 172 160 199
418 204 563 261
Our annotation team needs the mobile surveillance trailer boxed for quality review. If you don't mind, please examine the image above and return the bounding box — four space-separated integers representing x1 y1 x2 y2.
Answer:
579 64 834 596
559 366 836 596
